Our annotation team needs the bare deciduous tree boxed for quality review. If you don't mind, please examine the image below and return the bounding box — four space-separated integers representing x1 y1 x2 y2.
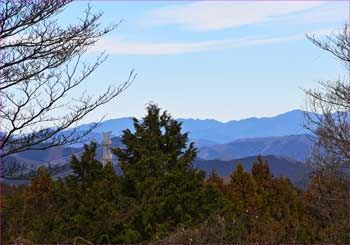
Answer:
304 23 350 173
0 0 135 158
304 23 350 241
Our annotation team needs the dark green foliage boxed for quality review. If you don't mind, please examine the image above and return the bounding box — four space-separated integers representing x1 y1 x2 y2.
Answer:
177 157 305 244
50 143 126 243
113 104 218 241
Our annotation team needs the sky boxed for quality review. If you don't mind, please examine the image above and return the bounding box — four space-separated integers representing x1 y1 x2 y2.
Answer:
61 0 349 123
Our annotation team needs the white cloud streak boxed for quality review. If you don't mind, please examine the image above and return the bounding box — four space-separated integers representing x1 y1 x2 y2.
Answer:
87 1 348 56
90 33 308 56
141 1 329 30
88 27 340 56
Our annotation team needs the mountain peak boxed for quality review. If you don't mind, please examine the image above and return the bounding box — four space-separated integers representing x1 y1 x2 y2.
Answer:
64 109 311 144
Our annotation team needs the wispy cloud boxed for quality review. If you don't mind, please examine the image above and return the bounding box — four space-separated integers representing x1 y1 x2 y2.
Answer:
89 27 341 56
278 3 349 26
140 1 349 31
91 38 228 55
141 1 329 31
88 1 348 56
90 31 328 56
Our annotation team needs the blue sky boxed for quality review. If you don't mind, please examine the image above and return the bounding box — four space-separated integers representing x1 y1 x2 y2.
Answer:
61 1 349 123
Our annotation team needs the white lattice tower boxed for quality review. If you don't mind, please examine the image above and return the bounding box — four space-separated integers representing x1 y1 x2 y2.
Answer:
102 131 112 166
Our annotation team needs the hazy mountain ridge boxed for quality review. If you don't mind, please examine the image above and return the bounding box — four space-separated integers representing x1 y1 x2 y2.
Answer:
182 110 311 143
198 134 315 162
67 109 313 144
2 109 315 182
194 155 309 186
2 137 124 172
2 154 309 187
5 133 314 168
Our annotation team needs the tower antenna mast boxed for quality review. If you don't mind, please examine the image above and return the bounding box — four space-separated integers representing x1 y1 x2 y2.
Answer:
102 131 112 166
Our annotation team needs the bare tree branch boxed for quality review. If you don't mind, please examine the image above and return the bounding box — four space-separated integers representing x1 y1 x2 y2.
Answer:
304 23 350 233
304 23 350 171
0 0 135 158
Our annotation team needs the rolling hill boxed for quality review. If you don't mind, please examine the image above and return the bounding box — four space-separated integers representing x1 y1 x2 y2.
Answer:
197 134 315 162
194 155 309 186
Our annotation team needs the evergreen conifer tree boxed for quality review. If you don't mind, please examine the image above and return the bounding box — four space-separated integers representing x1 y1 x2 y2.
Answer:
51 143 125 243
113 103 217 241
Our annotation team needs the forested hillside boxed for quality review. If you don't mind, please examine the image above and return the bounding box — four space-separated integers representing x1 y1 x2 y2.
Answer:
2 105 349 244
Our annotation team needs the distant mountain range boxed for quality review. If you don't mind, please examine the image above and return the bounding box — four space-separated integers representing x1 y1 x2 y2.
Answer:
3 137 123 168
197 134 315 162
180 110 313 143
66 109 314 145
5 133 315 167
2 109 316 185
2 154 309 187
